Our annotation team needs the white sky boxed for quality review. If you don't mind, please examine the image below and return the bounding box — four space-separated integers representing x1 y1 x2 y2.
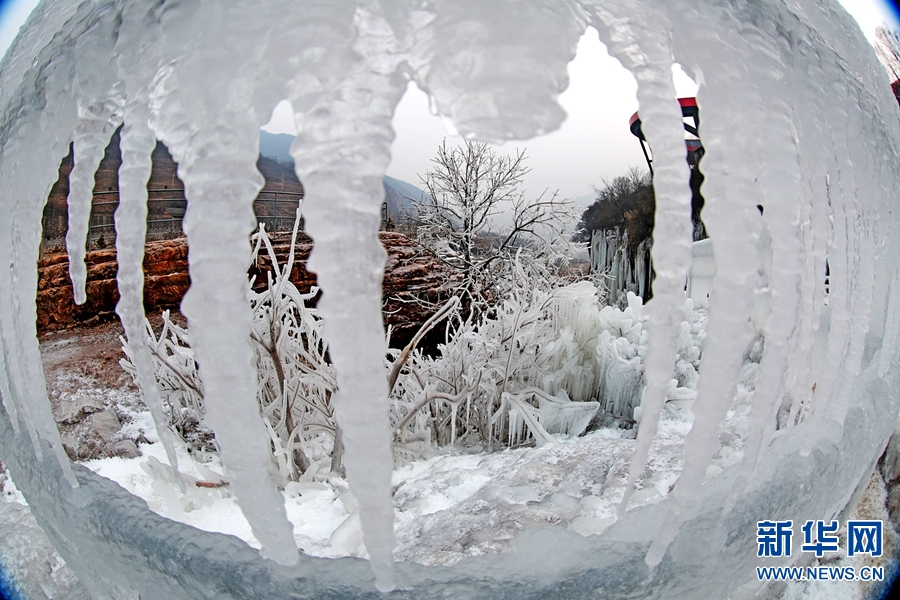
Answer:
261 26 660 200
2 0 898 200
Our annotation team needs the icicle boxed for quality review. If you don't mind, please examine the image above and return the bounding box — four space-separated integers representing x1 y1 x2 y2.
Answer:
0 121 80 487
644 10 775 564
0 170 39 442
824 100 880 428
722 82 803 515
0 140 37 445
65 110 122 305
172 139 300 567
585 0 694 518
829 238 876 427
109 0 187 489
114 111 184 491
783 40 864 430
450 400 458 445
288 5 406 587
783 101 833 431
10 233 80 487
0 281 42 459
144 2 300 567
800 159 853 455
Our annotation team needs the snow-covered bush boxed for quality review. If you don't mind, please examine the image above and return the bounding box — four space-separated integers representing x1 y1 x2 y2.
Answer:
668 299 705 405
246 221 339 482
390 263 706 455
124 216 706 473
122 214 339 483
120 312 213 454
389 272 608 453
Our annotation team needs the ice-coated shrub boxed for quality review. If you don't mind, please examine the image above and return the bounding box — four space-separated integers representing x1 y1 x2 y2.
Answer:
120 312 214 453
122 215 339 483
668 299 706 404
246 221 339 482
124 218 706 472
391 265 706 455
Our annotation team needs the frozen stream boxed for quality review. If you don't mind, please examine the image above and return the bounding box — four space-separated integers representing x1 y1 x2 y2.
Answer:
1 0 900 598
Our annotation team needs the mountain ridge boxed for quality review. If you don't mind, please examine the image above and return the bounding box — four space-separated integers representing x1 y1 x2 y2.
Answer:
260 131 427 221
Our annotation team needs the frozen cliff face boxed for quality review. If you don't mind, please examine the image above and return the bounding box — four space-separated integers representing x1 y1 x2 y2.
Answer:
0 0 899 597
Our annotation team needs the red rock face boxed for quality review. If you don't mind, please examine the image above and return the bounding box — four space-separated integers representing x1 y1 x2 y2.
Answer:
37 233 460 349
38 129 455 348
37 239 190 330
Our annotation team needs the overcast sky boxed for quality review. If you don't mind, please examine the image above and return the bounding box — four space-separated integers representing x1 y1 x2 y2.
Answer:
2 0 898 200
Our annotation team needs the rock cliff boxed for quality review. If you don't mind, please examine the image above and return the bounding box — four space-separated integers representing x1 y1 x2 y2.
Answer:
37 233 459 349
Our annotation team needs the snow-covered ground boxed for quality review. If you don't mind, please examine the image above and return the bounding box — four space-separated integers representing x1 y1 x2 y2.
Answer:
85 413 689 564
0 304 890 599
75 360 762 569
1 392 882 599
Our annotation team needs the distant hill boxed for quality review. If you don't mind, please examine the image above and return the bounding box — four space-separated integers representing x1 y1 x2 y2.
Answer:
383 175 426 204
383 175 427 222
259 130 428 222
259 131 294 165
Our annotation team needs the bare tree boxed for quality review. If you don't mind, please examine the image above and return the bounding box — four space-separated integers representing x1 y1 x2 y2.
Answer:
413 139 575 306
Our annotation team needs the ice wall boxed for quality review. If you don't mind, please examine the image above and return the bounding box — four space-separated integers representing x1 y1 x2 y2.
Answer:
0 0 898 597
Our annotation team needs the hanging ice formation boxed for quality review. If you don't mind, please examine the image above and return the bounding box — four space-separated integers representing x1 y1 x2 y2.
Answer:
0 0 898 597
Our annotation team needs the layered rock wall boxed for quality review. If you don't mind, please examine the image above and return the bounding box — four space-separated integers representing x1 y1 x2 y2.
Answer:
37 233 459 349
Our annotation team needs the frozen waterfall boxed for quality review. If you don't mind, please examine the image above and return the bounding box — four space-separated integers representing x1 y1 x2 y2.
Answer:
1 0 899 597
